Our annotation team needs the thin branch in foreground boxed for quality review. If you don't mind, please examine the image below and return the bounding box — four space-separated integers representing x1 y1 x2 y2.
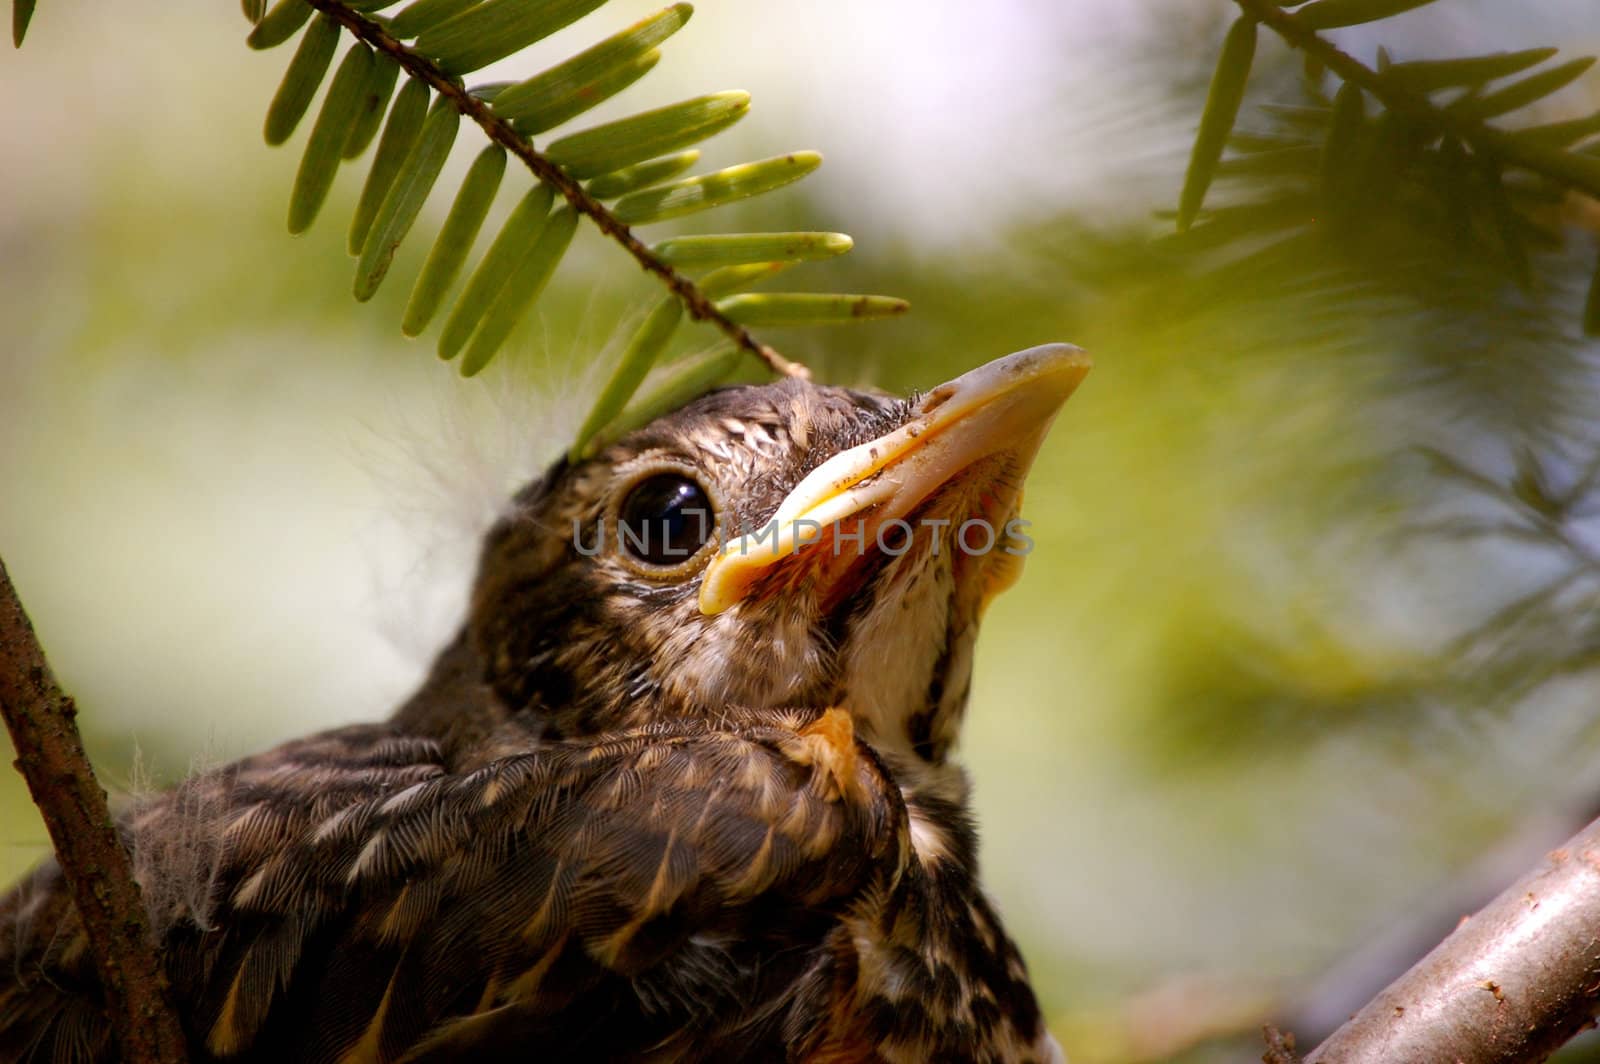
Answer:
301 0 810 380
0 556 187 1063
1301 813 1600 1063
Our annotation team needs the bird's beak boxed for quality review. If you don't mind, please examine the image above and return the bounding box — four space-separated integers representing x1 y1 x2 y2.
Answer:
698 343 1091 615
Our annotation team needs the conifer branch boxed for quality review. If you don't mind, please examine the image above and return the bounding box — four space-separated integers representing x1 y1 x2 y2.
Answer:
1231 0 1600 199
302 0 810 380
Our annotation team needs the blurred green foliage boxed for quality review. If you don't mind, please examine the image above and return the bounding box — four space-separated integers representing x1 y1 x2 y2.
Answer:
4 1 1600 1061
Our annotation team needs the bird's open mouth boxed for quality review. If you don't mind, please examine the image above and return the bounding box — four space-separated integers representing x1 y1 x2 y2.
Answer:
698 343 1091 615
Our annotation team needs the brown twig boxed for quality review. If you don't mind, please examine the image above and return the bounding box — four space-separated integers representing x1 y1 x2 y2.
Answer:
0 556 188 1062
1300 813 1600 1063
302 0 810 380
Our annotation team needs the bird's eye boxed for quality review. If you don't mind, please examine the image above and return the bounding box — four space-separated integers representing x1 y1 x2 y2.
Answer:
616 474 716 568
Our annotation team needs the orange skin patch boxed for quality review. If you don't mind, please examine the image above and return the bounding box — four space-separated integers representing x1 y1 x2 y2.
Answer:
790 708 862 803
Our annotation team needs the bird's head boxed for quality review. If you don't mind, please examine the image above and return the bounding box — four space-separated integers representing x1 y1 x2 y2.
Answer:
460 344 1089 774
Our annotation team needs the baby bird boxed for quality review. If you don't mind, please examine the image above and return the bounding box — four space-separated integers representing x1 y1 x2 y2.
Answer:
0 344 1090 1063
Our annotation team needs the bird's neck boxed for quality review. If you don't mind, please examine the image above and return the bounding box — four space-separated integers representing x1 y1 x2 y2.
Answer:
389 622 771 763
389 627 517 763
392 625 980 837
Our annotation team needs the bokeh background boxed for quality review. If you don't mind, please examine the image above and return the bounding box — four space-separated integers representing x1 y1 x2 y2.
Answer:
5 1 1600 1059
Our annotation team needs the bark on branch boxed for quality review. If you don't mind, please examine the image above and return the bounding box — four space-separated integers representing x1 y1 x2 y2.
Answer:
1302 814 1600 1063
0 555 188 1063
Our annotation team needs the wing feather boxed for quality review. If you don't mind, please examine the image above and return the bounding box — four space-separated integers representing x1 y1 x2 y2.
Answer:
0 710 904 1062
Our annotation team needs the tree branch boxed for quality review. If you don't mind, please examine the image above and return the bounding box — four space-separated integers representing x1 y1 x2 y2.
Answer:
1301 812 1600 1063
303 0 811 380
0 555 188 1063
1232 0 1600 200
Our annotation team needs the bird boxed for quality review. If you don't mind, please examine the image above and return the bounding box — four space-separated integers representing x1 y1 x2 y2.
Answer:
0 342 1091 1063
